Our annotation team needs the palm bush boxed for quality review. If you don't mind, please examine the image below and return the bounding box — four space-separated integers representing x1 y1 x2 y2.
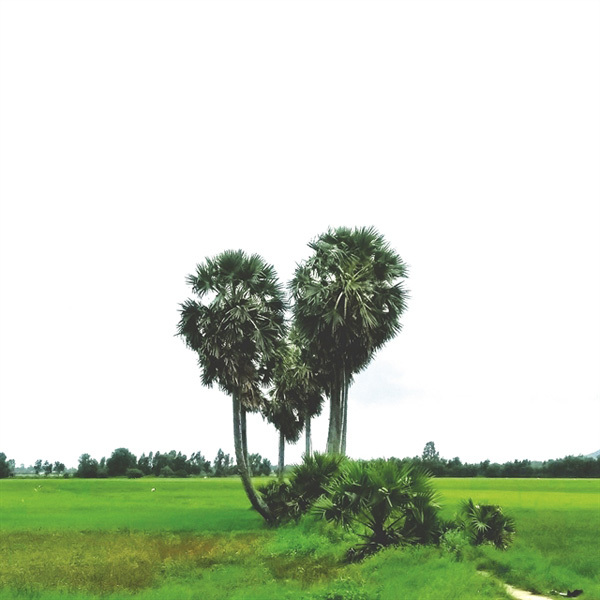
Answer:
290 452 347 511
313 460 441 560
258 452 346 523
458 498 516 550
258 480 298 523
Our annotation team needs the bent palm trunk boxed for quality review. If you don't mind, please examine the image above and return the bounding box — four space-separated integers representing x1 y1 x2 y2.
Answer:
241 407 252 478
232 393 273 523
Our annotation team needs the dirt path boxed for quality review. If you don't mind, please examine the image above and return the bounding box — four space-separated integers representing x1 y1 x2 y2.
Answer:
479 571 555 600
504 583 554 600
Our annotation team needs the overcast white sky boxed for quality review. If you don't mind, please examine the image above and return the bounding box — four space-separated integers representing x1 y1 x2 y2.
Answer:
1 0 599 469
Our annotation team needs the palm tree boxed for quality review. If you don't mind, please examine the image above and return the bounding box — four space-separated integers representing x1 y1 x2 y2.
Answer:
177 250 286 523
266 394 303 481
290 227 408 455
266 337 323 478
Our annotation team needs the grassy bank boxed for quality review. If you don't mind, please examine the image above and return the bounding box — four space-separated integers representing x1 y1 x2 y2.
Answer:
1 477 598 599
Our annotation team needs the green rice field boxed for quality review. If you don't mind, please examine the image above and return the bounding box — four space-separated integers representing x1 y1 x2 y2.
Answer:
1 477 598 599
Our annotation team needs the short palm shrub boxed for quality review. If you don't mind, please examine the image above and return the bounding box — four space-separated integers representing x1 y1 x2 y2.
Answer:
258 452 346 523
457 498 516 550
257 480 298 522
291 452 347 509
313 460 442 561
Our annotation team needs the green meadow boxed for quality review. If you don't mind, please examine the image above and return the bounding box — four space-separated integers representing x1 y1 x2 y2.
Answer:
1 477 598 599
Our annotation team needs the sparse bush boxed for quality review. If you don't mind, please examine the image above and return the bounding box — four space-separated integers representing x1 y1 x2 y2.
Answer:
160 466 175 478
126 468 144 479
440 528 470 561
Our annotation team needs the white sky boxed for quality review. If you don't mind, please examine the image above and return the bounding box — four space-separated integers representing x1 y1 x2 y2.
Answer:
1 0 599 469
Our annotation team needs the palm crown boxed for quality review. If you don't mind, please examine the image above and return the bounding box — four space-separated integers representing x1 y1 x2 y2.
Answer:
291 226 408 375
178 250 287 409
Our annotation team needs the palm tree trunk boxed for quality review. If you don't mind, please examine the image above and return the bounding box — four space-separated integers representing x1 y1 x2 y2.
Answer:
232 392 273 523
305 415 312 457
277 429 285 481
241 406 252 477
340 369 349 455
327 369 343 454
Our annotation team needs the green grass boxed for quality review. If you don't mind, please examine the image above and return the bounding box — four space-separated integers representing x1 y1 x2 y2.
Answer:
436 478 600 598
0 477 264 532
0 477 598 599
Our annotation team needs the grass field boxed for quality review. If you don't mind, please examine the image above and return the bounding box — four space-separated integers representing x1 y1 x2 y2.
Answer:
0 477 598 599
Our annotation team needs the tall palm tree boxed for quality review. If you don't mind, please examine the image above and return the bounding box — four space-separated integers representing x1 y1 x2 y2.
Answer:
290 227 408 455
177 250 286 523
266 337 324 478
266 392 303 481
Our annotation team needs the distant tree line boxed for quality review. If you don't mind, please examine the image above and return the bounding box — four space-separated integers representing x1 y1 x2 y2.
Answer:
1 444 598 479
74 447 273 479
406 442 600 478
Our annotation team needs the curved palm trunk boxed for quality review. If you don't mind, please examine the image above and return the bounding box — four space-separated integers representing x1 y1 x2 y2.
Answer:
277 429 285 481
232 392 273 523
305 415 312 457
241 407 252 478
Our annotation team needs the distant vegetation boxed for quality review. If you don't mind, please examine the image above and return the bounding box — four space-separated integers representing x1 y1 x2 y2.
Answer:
0 448 272 479
2 443 598 479
403 441 600 478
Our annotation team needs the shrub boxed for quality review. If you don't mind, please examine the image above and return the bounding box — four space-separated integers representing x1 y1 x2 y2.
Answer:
313 460 442 560
258 452 346 523
126 468 144 479
160 466 175 478
457 499 516 550
291 453 347 507
258 480 296 522
439 528 470 561
174 469 188 478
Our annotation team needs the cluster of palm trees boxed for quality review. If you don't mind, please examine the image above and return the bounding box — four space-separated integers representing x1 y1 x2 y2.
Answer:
177 226 408 524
